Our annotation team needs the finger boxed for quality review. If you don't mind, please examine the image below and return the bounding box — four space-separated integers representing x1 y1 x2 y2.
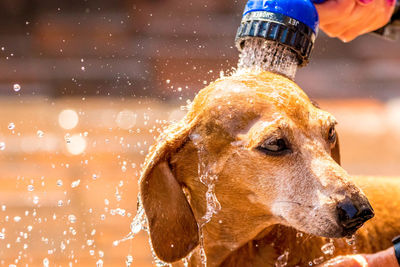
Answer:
320 3 366 37
338 0 396 41
316 0 357 26
321 23 355 38
338 13 380 41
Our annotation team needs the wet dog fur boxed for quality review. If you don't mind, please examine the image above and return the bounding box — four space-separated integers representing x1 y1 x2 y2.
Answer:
139 71 400 266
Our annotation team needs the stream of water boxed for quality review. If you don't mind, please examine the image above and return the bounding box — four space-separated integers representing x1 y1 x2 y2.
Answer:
237 38 299 80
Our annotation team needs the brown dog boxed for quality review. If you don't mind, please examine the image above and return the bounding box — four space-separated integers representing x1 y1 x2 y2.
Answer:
139 71 400 266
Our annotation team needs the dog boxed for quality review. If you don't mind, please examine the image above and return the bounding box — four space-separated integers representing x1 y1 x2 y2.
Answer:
139 70 400 266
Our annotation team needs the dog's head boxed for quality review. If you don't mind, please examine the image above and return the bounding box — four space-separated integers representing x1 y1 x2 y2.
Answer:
139 71 374 263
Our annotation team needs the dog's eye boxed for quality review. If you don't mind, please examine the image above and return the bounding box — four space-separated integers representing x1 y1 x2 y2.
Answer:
328 126 337 144
257 138 289 155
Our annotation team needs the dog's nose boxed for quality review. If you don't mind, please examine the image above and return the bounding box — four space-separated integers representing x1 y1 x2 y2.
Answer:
337 196 374 234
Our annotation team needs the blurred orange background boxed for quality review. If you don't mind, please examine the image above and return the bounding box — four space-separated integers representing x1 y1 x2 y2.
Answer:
0 0 399 266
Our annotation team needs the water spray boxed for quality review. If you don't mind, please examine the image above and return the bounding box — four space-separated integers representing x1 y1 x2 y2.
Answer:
236 0 326 80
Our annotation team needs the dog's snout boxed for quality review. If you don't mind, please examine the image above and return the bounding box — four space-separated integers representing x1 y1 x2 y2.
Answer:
337 196 374 235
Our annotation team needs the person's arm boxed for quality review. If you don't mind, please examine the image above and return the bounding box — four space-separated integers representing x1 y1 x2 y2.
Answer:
321 247 399 267
315 0 397 42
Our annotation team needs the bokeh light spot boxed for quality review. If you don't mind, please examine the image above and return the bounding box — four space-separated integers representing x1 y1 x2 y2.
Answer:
58 109 79 130
116 110 137 129
66 134 86 155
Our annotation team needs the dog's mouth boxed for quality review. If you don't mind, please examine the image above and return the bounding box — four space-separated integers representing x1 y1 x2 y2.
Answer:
340 213 375 238
341 223 365 238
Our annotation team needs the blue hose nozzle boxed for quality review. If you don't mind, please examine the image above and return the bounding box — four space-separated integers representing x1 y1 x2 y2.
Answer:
236 0 327 66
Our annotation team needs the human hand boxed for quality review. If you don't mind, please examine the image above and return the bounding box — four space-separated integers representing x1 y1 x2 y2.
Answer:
319 247 399 267
315 0 396 42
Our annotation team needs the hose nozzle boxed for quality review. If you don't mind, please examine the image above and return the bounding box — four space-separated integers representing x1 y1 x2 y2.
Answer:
236 0 325 67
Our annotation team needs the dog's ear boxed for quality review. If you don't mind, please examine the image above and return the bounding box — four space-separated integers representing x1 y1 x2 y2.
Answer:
139 120 199 263
331 134 341 165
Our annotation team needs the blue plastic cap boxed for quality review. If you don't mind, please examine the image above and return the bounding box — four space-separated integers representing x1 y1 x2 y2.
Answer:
243 0 320 33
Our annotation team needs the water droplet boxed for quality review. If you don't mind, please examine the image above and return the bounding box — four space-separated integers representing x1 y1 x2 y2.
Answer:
92 174 98 180
57 200 63 207
126 255 133 267
13 84 21 92
87 240 94 246
346 235 356 245
43 258 49 267
115 208 126 216
71 180 80 188
69 227 76 235
275 250 289 267
0 232 5 239
64 133 71 143
0 142 6 151
321 242 335 255
37 130 44 138
8 123 15 130
56 179 63 187
296 232 303 238
27 185 34 192
98 251 104 258
96 259 103 267
131 222 141 235
68 214 76 223
313 256 324 265
27 225 33 232
33 196 39 205
13 216 21 222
